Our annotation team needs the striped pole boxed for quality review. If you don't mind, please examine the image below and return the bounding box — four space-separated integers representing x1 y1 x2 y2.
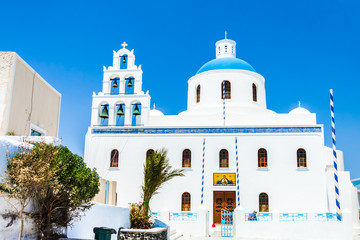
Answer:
330 89 341 221
235 137 240 206
222 80 226 126
201 138 205 205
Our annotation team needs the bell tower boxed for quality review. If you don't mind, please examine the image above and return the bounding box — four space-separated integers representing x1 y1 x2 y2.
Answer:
90 42 151 127
215 33 236 59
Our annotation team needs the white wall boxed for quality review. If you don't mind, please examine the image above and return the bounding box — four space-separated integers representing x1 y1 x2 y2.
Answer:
234 210 355 240
0 197 36 240
67 203 130 240
85 130 329 222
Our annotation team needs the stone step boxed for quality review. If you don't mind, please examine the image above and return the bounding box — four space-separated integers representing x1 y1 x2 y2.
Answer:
170 232 183 240
170 228 176 236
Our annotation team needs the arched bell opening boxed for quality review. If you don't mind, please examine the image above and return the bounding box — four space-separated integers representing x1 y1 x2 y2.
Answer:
110 77 120 95
115 103 125 126
131 102 141 126
120 54 128 69
99 104 109 126
125 76 135 94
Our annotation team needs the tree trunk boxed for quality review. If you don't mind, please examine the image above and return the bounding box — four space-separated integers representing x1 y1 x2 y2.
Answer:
46 213 51 240
18 211 23 240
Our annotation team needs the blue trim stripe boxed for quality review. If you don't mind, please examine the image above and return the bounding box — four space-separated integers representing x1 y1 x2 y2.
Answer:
105 180 109 204
92 127 322 135
201 139 205 205
330 89 341 221
235 137 240 206
222 80 226 126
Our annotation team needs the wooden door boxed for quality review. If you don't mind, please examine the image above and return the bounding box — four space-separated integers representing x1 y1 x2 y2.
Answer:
213 191 236 224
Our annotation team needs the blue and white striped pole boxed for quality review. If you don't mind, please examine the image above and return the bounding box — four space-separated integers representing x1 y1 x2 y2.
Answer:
201 138 205 205
235 137 240 206
222 80 226 126
330 89 341 221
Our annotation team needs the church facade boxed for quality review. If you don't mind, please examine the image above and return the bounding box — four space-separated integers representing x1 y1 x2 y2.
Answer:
84 38 360 239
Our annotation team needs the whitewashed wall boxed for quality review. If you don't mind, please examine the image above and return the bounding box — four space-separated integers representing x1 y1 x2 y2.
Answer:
67 203 130 240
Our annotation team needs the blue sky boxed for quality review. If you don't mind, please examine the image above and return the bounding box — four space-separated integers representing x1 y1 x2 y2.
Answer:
1 0 360 178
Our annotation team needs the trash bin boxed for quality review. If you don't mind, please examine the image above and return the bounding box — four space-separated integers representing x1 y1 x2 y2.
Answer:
93 227 117 240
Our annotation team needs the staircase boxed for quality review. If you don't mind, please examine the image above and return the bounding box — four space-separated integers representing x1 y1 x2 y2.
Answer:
170 228 183 240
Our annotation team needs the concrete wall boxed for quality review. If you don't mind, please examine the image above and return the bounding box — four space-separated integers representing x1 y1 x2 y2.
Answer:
67 203 130 240
0 52 61 137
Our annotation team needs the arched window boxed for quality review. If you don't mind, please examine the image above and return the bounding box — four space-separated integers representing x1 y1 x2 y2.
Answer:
116 103 125 126
120 54 128 69
125 76 135 94
110 77 120 95
258 148 267 168
131 102 141 126
99 104 109 126
219 149 229 168
218 46 220 53
221 81 231 99
110 149 119 167
259 193 269 212
252 83 257 102
297 148 307 167
196 85 201 103
146 149 154 159
225 45 228 52
182 149 191 168
232 46 234 53
182 192 191 211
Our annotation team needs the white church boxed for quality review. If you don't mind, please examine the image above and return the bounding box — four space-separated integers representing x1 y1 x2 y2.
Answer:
84 37 360 239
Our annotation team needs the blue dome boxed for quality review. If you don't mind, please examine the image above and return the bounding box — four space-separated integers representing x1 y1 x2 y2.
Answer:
197 57 256 74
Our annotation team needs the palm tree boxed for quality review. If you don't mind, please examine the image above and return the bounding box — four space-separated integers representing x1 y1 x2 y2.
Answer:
142 149 184 215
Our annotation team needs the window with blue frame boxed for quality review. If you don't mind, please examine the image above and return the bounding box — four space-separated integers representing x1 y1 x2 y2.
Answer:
99 104 109 126
120 54 128 69
116 103 125 126
131 103 141 126
31 129 42 136
125 77 135 94
110 77 120 95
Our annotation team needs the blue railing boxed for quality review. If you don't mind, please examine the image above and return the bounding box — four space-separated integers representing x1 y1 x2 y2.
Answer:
169 212 197 221
245 213 273 221
221 209 233 237
280 213 307 222
314 213 341 221
151 212 161 219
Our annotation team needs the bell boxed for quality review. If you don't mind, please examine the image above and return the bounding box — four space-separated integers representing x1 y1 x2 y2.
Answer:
133 105 140 115
122 56 126 63
99 105 109 118
117 105 124 115
127 78 133 87
112 79 118 88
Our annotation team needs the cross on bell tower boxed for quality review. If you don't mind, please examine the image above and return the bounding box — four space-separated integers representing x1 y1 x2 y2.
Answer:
121 41 128 49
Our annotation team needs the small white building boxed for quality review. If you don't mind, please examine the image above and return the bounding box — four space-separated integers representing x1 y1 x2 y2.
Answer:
84 39 360 239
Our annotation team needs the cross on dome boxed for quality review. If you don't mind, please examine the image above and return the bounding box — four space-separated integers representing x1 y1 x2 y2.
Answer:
121 41 128 49
225 31 227 39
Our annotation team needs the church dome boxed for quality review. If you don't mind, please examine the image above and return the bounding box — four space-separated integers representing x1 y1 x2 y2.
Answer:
197 57 256 74
289 106 311 115
150 108 164 116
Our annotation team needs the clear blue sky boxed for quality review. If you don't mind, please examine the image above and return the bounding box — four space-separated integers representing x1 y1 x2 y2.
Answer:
1 0 359 178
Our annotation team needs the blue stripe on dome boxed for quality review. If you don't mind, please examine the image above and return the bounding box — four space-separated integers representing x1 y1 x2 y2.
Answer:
197 57 256 74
